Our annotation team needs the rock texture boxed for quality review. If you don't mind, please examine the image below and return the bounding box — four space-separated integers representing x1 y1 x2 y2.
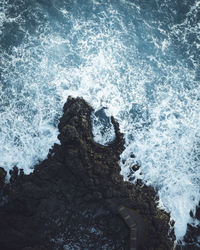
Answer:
0 97 175 250
178 203 200 250
0 167 6 189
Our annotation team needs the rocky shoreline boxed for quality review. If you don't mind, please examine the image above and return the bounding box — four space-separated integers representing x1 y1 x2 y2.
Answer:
0 96 184 249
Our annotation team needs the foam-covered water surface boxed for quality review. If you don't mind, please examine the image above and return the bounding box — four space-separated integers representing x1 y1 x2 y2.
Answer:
0 0 200 243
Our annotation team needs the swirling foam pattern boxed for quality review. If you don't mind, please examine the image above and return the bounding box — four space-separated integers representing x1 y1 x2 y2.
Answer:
0 0 200 242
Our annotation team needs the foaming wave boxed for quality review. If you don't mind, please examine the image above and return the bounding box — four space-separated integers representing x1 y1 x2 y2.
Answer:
91 108 115 146
0 0 200 242
120 81 200 239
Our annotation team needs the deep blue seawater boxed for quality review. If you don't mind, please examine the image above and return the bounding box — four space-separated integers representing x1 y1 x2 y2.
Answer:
0 0 200 245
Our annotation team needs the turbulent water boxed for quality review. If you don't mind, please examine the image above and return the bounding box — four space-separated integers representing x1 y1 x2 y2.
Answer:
0 0 200 244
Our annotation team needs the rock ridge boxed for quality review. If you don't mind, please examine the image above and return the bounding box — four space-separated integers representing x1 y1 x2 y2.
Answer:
0 96 174 250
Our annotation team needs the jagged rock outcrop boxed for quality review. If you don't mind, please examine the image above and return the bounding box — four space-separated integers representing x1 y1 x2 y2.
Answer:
179 204 200 250
0 167 6 189
0 97 174 250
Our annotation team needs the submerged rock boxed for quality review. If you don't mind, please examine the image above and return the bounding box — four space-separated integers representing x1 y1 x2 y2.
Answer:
0 97 174 250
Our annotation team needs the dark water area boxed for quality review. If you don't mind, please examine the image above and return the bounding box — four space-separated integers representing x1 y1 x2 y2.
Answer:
0 0 200 245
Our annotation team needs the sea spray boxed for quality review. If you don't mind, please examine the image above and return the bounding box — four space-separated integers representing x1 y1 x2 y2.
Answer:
0 0 200 242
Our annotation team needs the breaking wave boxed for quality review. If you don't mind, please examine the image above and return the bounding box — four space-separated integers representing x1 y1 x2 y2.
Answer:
0 0 200 243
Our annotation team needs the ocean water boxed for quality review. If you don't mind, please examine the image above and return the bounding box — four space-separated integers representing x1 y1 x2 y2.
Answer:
0 0 200 244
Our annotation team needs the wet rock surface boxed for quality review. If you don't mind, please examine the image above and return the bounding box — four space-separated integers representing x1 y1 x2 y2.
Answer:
0 167 6 188
0 97 175 250
180 203 200 250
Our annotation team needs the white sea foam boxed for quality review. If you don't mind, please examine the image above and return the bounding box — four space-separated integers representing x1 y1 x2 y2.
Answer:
0 0 200 242
91 109 116 146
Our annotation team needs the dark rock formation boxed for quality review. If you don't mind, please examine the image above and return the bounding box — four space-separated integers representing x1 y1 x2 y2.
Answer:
0 97 174 250
178 203 200 250
0 167 6 188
